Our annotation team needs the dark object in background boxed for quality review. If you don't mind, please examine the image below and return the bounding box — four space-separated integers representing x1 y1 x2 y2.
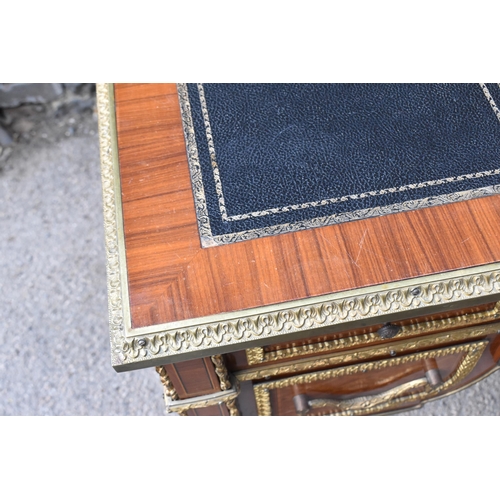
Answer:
0 83 64 108
0 83 96 164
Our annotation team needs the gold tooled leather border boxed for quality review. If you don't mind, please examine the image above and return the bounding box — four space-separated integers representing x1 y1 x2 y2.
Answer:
178 83 500 248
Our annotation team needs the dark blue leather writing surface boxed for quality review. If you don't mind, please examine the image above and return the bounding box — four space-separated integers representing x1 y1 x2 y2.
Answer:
178 84 500 247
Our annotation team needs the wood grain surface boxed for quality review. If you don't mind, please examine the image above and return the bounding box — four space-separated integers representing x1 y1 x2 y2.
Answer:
164 358 221 399
114 83 500 329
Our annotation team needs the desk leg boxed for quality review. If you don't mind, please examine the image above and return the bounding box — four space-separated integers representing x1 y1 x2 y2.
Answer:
156 357 240 416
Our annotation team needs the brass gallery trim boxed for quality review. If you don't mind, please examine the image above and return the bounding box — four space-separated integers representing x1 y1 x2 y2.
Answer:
98 83 500 372
245 301 500 365
164 376 240 414
253 341 487 416
237 322 500 381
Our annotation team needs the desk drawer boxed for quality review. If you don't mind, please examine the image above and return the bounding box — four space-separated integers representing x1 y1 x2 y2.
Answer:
236 320 500 383
253 340 489 416
241 301 500 369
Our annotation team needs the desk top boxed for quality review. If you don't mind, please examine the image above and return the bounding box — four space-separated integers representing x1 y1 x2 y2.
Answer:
98 83 500 371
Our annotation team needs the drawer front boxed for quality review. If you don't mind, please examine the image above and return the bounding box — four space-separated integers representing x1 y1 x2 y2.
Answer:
243 301 500 369
253 340 489 416
236 321 500 382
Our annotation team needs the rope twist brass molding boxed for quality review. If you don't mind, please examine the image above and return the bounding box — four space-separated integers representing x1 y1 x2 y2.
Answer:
211 354 241 415
254 388 272 417
155 366 179 400
211 355 232 391
155 366 188 416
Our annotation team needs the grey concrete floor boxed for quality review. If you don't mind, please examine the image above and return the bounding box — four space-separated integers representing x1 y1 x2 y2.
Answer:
1 110 499 416
0 127 165 415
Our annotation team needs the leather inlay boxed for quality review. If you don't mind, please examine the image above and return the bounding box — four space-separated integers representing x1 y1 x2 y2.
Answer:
180 84 500 246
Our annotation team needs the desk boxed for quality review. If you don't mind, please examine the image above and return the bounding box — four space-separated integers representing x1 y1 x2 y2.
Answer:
97 83 500 415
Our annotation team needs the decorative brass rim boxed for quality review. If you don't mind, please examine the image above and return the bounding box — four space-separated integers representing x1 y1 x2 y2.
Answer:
98 83 500 372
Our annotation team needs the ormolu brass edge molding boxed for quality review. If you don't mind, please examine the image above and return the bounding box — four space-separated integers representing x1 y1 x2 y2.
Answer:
118 266 500 371
165 377 240 414
98 83 500 372
237 323 499 381
253 341 487 416
97 83 131 368
245 301 500 365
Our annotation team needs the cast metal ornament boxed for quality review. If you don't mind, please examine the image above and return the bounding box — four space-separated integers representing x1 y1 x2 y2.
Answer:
155 365 179 400
225 398 240 416
155 362 240 416
211 354 241 415
211 354 232 391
